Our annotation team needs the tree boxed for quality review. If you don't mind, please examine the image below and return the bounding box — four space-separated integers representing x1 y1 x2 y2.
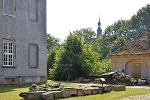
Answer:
47 34 60 51
51 33 83 80
99 4 150 60
50 30 102 81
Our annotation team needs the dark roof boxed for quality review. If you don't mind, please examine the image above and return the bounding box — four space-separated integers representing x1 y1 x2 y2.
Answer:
112 29 150 55
101 71 117 76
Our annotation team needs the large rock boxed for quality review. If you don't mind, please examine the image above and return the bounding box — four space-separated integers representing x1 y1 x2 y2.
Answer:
104 85 113 93
77 88 85 96
61 87 78 98
41 92 54 100
83 88 92 95
61 89 71 98
113 85 126 91
53 91 62 99
29 84 38 91
19 91 45 100
69 88 77 96
91 87 102 94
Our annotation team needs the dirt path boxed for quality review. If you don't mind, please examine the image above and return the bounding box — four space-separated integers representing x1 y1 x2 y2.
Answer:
120 86 150 100
120 93 150 100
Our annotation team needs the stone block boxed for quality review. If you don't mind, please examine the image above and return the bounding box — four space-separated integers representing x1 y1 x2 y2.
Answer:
83 88 92 95
61 89 71 98
19 91 45 100
53 91 62 99
91 87 100 94
69 88 77 96
104 85 113 93
32 76 40 83
77 89 85 96
113 85 126 91
98 88 103 94
41 92 54 100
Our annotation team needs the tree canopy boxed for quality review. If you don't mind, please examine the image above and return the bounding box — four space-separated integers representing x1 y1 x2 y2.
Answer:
49 32 103 81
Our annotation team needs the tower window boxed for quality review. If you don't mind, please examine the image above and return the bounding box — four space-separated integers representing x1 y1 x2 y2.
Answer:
3 39 16 67
3 0 16 18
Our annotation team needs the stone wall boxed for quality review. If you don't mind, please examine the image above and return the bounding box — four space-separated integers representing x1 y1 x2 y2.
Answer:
111 54 150 80
0 76 47 84
0 0 47 84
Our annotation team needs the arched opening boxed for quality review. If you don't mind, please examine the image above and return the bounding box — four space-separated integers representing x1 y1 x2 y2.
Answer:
125 59 148 80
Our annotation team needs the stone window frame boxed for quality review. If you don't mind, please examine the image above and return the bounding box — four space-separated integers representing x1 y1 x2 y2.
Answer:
28 0 39 22
28 43 39 68
2 0 16 18
2 39 16 68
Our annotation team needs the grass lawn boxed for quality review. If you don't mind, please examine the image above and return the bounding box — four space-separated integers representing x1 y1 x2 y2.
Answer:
0 80 150 100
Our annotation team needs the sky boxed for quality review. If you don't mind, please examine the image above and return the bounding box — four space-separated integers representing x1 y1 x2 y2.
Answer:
47 0 150 41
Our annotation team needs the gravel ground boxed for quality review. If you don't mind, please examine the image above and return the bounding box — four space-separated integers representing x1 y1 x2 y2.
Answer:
120 86 150 100
120 93 150 100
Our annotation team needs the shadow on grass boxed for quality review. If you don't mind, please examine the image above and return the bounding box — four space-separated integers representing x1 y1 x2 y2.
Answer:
0 83 45 93
0 85 29 93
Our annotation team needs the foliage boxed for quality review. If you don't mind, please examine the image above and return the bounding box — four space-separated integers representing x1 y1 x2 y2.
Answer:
72 28 96 43
50 31 104 81
50 33 83 80
97 4 150 60
47 48 57 69
46 34 61 78
47 34 60 51
47 47 61 79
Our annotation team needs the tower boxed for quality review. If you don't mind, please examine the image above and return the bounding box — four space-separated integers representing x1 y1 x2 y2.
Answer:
97 16 102 37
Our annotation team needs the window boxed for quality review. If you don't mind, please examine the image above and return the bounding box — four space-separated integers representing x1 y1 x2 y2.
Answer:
3 39 16 67
28 0 38 22
3 0 16 18
29 44 38 68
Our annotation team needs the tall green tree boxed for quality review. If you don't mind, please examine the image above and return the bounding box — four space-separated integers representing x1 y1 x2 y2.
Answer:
47 34 60 51
50 30 102 81
72 27 96 43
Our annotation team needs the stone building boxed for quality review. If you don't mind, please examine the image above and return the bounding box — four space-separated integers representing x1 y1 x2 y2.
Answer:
110 29 150 80
0 0 47 84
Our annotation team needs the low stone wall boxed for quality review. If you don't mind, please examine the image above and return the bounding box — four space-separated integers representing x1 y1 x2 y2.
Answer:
19 88 104 100
19 84 125 100
19 84 103 100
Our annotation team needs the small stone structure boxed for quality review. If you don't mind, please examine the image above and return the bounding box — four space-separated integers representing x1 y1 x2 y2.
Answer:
110 29 150 81
19 83 125 100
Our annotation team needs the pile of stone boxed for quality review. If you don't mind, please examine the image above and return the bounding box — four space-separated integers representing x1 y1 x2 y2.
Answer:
19 83 115 100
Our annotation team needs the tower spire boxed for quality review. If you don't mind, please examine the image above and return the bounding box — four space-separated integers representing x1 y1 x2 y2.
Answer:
97 15 102 37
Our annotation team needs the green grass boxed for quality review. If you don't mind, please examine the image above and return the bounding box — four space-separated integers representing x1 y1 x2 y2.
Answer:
0 80 150 100
0 85 29 100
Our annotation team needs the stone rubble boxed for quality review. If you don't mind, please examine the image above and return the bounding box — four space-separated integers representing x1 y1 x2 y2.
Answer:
19 83 126 100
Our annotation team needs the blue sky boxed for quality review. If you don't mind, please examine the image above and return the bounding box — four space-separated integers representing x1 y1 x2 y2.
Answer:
47 0 150 41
